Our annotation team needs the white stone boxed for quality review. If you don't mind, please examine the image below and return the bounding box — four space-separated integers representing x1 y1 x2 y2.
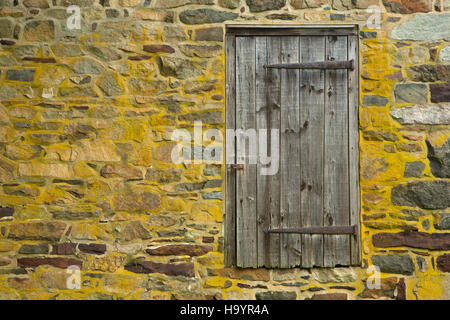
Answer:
390 105 450 125
311 267 359 283
440 46 450 62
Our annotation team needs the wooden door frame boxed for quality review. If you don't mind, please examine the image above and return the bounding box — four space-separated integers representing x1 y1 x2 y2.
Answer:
224 24 361 268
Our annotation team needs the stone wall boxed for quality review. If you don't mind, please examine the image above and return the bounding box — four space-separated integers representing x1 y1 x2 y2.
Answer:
0 0 449 300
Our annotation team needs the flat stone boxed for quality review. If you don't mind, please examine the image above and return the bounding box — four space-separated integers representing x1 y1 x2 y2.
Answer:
152 0 214 8
193 27 223 41
290 0 327 8
162 26 188 42
17 257 82 269
18 243 49 254
0 207 14 219
113 188 161 212
382 0 432 13
255 291 296 300
23 20 55 42
408 64 450 82
157 56 201 79
390 105 450 125
84 45 121 62
145 168 182 183
146 244 212 256
430 83 450 103
75 140 121 161
427 138 449 178
391 180 450 209
179 44 222 58
0 18 14 38
133 9 174 22
363 130 398 142
51 44 83 57
125 261 194 277
266 13 297 20
394 84 428 104
312 268 358 283
73 57 104 74
391 14 450 41
435 214 450 230
404 161 425 177
6 69 35 82
372 254 415 275
359 277 397 299
78 243 106 255
18 163 71 179
23 0 49 8
208 267 270 281
52 211 93 220
218 0 240 8
373 231 450 250
96 73 124 96
101 164 142 179
51 243 77 255
308 293 347 300
8 222 66 241
179 9 238 24
362 95 389 107
246 0 286 11
143 44 175 53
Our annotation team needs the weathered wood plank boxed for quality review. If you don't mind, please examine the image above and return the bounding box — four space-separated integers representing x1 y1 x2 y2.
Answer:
266 36 282 268
299 36 326 268
255 36 269 267
280 36 301 268
224 34 236 267
235 36 258 267
348 34 361 266
324 35 350 267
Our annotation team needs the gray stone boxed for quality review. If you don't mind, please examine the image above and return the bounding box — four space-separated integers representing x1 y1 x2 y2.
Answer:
73 57 105 74
404 161 425 178
255 291 296 300
427 138 450 178
202 191 223 200
18 243 49 254
391 14 450 41
179 9 238 24
394 84 428 104
162 26 188 42
362 95 389 107
193 27 223 41
246 0 286 11
96 74 123 96
372 254 415 275
440 46 450 62
435 214 450 230
84 45 122 62
390 105 450 125
0 19 14 38
157 56 201 79
391 180 450 209
6 69 35 82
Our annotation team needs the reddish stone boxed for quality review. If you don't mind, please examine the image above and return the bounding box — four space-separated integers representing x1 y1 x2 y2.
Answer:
143 44 175 54
430 83 450 103
51 243 77 255
437 254 450 272
309 293 347 300
0 40 15 45
396 278 406 300
0 207 14 218
22 57 56 63
208 267 270 281
78 243 106 255
125 261 194 277
17 257 82 269
382 0 432 13
128 55 151 61
202 236 214 243
146 244 212 257
373 231 450 250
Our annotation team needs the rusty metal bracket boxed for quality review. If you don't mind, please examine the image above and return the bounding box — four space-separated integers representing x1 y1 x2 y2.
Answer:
228 164 244 170
264 59 355 71
264 225 357 235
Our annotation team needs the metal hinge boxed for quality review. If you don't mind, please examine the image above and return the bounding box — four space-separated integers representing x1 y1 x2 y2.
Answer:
264 225 358 235
264 59 355 71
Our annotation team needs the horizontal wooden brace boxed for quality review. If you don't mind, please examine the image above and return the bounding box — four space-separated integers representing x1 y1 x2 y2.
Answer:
264 225 357 235
264 59 354 70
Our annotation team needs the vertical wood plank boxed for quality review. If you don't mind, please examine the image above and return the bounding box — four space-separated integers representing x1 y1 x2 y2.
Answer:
324 35 350 267
348 34 361 266
266 36 282 268
224 34 236 267
299 36 326 268
280 36 301 268
255 36 269 267
235 36 258 267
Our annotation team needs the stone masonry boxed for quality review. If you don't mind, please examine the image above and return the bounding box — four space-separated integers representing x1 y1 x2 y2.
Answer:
0 0 449 300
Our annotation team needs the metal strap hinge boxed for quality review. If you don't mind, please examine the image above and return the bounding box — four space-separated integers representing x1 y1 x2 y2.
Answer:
264 225 358 235
264 59 355 71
